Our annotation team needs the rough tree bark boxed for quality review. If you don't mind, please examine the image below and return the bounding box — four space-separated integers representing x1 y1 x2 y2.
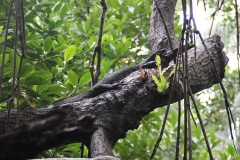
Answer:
0 0 228 159
0 110 97 160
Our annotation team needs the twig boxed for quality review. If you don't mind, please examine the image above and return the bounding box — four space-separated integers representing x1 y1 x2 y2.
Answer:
203 0 206 11
209 0 225 37
18 0 26 58
7 0 19 130
197 32 237 151
90 0 107 85
0 0 14 100
234 0 240 83
154 0 173 51
85 0 90 15
16 0 26 126
180 0 190 158
188 0 197 63
188 103 192 159
189 87 214 159
175 81 181 160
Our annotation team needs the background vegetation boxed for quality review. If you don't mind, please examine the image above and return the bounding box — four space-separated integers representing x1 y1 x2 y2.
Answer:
0 0 239 159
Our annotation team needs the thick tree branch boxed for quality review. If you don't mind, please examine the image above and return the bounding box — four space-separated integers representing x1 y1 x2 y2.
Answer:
0 110 96 160
0 35 227 157
148 0 179 53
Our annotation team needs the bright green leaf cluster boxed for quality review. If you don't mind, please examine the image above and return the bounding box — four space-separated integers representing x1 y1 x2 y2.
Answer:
151 55 169 93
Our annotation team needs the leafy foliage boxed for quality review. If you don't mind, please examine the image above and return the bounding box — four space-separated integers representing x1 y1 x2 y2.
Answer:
0 0 152 109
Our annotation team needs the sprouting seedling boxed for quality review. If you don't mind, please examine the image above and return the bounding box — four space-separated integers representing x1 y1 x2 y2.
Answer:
151 55 169 93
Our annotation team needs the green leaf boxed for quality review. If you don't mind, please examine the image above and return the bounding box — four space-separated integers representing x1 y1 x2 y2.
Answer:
26 34 42 41
200 153 207 160
40 84 66 95
36 1 54 6
164 136 170 146
121 42 131 53
68 70 78 86
212 139 221 148
65 82 74 92
24 76 48 85
223 6 233 12
88 36 97 48
25 89 41 98
227 145 235 156
155 55 161 66
29 40 41 48
152 75 161 87
84 19 90 32
64 45 76 62
43 36 52 52
170 111 177 127
158 75 169 92
34 62 49 71
109 0 120 7
10 52 20 72
122 14 127 24
64 63 78 71
3 67 13 77
79 72 91 86
194 127 202 140
155 55 162 76
26 71 53 80
53 2 62 13
52 39 59 48
0 36 12 43
20 64 33 77
0 54 9 65
53 45 67 52
168 68 175 78
219 151 227 160
57 35 65 45
55 57 63 66
60 3 68 20
0 5 6 14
